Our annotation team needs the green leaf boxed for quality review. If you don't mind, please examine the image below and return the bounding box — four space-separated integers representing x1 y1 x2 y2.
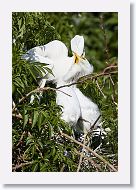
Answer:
23 114 28 129
48 123 54 138
37 140 43 149
18 18 22 29
26 64 37 81
32 110 39 128
23 108 29 129
32 162 39 172
31 145 36 157
34 64 47 76
40 163 47 172
26 135 34 145
51 147 56 157
44 67 54 76
53 154 58 162
31 64 43 78
42 111 48 118
14 77 25 89
12 84 15 94
26 138 34 146
37 112 44 131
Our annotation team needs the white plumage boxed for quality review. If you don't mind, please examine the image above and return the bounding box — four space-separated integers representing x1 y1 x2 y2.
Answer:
22 35 102 135
56 85 81 126
73 87 101 133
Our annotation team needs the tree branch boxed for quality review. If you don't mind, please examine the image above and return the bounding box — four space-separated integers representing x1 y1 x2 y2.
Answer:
60 130 117 172
57 67 118 89
13 112 117 172
75 149 101 172
12 113 32 124
12 65 117 113
12 161 36 171
96 79 106 99
12 87 71 112
77 135 86 172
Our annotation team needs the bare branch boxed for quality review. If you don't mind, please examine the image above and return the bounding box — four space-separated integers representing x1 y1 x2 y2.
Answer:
57 69 118 89
96 80 106 99
12 113 32 124
60 130 117 172
16 131 26 147
12 87 71 112
13 112 117 172
60 163 65 172
12 161 36 171
103 65 118 73
12 65 117 113
75 149 102 172
77 135 86 172
90 115 101 131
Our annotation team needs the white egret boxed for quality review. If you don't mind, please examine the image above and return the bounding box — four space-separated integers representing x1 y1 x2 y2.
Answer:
22 38 83 125
22 35 102 137
22 36 93 85
69 35 102 136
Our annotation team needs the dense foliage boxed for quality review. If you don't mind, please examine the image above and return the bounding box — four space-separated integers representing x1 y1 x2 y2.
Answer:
12 12 118 172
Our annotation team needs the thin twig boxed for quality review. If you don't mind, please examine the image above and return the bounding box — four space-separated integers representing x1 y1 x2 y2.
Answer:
12 113 32 124
60 131 117 172
100 14 110 64
27 132 43 159
91 115 101 128
109 74 115 86
103 65 118 73
79 118 92 125
16 131 26 147
111 94 118 107
90 115 101 131
54 88 72 97
94 143 103 152
12 100 16 110
75 149 101 172
57 70 118 89
96 80 106 99
77 135 86 172
12 66 117 112
12 87 71 112
19 89 39 104
60 163 65 172
13 112 117 172
12 161 36 170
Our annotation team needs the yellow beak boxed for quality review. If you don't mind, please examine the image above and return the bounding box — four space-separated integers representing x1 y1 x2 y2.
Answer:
74 53 81 64
73 52 86 64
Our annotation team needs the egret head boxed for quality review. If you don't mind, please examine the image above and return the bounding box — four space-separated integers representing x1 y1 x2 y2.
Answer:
60 35 94 83
71 35 87 64
73 51 86 64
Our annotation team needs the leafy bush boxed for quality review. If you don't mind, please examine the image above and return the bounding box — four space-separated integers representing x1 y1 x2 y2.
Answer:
12 12 118 172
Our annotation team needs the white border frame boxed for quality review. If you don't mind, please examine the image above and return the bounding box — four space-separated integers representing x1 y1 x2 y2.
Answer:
0 0 130 184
